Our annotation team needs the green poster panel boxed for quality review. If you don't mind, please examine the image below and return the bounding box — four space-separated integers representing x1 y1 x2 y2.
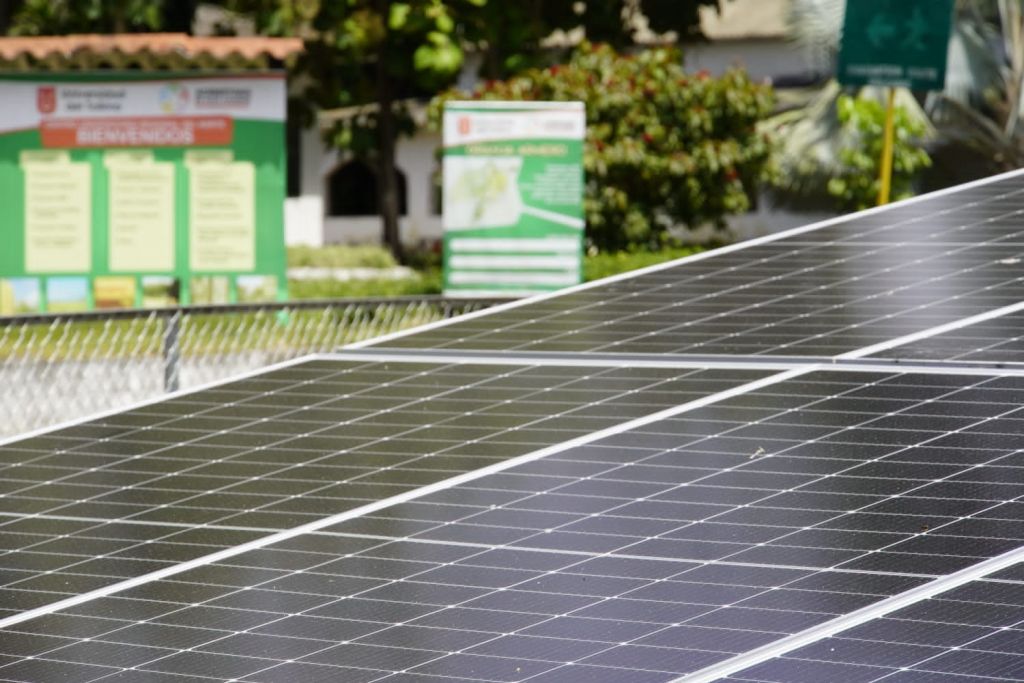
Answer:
442 101 585 298
838 0 955 91
0 72 288 313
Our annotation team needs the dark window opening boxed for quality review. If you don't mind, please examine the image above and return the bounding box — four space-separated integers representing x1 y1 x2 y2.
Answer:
327 159 408 216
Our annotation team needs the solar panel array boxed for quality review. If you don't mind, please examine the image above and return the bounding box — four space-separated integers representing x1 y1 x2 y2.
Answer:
3 170 1024 682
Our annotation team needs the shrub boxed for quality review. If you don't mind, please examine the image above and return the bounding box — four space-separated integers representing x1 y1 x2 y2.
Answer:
287 245 398 269
431 43 775 251
827 94 932 210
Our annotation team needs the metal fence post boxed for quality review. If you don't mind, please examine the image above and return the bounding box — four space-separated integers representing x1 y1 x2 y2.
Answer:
163 310 181 393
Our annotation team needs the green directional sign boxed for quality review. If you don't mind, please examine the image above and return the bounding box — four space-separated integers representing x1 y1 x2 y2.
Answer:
838 0 955 91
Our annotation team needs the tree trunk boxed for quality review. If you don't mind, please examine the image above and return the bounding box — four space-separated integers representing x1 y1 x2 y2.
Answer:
375 4 403 263
112 1 126 33
0 0 15 35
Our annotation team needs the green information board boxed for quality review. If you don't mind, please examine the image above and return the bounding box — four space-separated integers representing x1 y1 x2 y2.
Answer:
838 0 955 91
442 101 585 298
0 72 287 314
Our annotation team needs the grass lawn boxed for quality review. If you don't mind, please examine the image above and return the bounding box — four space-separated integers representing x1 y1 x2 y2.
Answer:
288 245 703 299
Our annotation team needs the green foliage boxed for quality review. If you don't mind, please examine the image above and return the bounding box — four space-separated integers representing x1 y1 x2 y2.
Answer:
9 0 165 34
827 94 932 211
228 0 484 134
288 271 442 298
432 43 774 252
464 0 724 79
287 244 398 269
225 0 489 260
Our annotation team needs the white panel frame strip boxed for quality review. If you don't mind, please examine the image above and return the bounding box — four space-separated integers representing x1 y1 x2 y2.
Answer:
675 543 1024 683
347 166 1024 349
0 366 814 630
328 350 1024 377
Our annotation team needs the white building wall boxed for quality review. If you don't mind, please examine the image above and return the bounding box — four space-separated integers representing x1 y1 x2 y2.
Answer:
684 39 811 83
284 123 327 246
284 196 323 246
285 125 443 247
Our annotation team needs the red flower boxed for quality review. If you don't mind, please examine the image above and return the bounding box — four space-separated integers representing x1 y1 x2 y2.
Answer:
642 133 654 144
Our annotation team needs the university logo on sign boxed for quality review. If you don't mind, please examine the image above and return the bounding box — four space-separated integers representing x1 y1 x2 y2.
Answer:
158 83 190 114
36 87 56 114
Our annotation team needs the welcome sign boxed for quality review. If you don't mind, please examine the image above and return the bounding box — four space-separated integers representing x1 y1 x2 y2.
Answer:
0 73 287 313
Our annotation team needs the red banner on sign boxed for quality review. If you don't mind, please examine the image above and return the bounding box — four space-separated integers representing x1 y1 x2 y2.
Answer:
40 116 233 148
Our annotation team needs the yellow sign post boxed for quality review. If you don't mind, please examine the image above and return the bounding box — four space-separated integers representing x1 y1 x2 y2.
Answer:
876 87 896 206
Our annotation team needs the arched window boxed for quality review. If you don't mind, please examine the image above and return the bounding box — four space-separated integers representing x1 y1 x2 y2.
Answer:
327 159 408 216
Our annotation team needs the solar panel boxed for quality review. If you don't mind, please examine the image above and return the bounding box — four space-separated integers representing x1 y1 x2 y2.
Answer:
364 173 1024 357
4 170 1024 682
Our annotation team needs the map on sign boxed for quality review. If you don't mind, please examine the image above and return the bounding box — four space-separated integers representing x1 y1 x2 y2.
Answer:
838 0 955 91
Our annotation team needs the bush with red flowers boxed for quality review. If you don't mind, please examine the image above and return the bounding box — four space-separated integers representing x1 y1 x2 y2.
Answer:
431 43 775 252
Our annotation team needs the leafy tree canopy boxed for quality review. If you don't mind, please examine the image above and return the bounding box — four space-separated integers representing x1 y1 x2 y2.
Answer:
466 0 724 78
5 0 195 34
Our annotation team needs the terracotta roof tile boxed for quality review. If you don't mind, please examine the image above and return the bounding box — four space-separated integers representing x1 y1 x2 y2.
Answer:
0 33 303 69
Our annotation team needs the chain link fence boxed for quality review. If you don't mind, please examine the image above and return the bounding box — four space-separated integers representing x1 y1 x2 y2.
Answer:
0 297 503 439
